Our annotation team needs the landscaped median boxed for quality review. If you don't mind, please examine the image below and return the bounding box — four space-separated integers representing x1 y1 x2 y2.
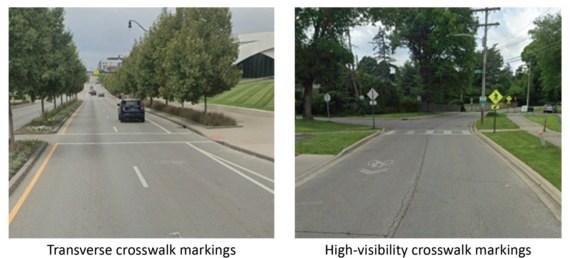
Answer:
16 99 83 133
143 100 237 127
295 120 381 155
476 113 561 191
9 139 44 180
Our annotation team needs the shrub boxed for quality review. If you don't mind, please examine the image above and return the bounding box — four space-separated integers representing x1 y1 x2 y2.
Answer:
142 99 236 126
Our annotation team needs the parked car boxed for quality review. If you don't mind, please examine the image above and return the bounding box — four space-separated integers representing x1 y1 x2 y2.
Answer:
117 99 145 122
543 104 558 113
98 92 105 97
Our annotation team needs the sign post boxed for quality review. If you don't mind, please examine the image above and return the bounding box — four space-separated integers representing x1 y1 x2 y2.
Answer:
367 88 379 129
489 89 503 133
324 93 331 120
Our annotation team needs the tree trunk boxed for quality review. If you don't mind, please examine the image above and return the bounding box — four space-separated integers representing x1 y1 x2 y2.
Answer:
150 97 153 107
303 81 313 120
53 95 57 110
347 28 360 98
9 103 15 152
41 99 46 121
204 95 208 114
61 95 63 106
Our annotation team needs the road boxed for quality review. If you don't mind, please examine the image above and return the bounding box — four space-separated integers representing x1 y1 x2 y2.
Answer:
296 113 560 238
9 78 274 238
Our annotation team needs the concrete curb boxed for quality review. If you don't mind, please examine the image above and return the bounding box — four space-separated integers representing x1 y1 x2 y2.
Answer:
471 123 564 207
9 142 48 196
295 128 384 186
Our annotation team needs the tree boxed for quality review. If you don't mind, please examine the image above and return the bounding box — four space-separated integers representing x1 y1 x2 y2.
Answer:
395 60 423 97
371 27 396 81
9 8 51 150
374 8 478 108
186 8 242 113
527 12 561 102
295 8 355 120
357 56 379 77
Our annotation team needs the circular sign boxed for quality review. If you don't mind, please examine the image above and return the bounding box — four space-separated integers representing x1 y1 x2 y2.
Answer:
93 70 99 76
359 95 364 101
324 93 331 102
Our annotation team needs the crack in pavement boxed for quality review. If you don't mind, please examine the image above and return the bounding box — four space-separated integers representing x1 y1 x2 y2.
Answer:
385 135 430 238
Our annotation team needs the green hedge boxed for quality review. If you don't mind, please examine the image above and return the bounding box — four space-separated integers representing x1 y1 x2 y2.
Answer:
31 99 82 126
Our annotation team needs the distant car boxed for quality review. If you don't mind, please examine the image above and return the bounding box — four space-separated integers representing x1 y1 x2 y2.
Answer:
117 99 145 122
90 90 97 96
543 104 558 113
98 92 105 97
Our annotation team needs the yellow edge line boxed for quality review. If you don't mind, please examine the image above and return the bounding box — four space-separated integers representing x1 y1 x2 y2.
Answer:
9 144 58 225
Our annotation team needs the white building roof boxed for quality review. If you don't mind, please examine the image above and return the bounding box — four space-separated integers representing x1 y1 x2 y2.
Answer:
235 31 274 64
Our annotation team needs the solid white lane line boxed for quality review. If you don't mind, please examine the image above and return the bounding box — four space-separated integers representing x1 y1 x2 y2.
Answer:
113 126 118 132
199 152 277 184
57 141 212 145
146 118 172 134
133 166 148 188
188 143 277 195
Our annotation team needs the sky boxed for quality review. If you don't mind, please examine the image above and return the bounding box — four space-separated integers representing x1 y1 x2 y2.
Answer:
349 7 561 71
62 8 274 71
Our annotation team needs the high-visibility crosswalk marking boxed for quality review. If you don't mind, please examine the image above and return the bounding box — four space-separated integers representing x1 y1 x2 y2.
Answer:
383 130 472 136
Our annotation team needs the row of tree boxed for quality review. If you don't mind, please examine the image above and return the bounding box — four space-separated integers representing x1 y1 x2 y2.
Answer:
9 8 87 150
100 8 243 113
296 8 561 120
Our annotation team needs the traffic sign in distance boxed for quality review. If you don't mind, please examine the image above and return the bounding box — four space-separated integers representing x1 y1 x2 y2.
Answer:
324 93 331 102
489 90 503 104
370 101 377 106
506 96 512 104
367 89 378 100
474 70 483 74
491 105 500 110
480 96 486 104
94 70 99 76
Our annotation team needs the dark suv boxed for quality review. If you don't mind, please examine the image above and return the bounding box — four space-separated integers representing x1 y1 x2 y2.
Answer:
117 99 145 122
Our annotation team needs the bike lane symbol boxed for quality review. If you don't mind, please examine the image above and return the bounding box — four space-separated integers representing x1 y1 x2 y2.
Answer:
360 160 394 175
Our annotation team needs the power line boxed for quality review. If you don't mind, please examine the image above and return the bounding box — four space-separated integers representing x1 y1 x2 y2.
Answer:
495 7 553 47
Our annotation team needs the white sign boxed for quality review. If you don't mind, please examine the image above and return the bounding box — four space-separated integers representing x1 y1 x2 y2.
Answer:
324 93 331 102
470 97 473 104
367 88 379 100
417 96 421 101
369 101 377 106
521 105 528 112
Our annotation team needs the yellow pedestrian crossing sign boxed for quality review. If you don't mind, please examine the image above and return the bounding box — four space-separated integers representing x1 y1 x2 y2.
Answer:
94 69 99 76
491 105 500 110
489 90 503 104
506 96 512 104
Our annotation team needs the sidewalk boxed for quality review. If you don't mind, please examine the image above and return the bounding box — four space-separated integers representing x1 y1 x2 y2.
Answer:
506 115 561 148
148 99 274 160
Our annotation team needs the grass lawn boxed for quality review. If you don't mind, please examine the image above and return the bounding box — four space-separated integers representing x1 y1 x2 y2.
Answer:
208 78 274 111
296 131 377 155
476 112 519 130
483 131 561 190
295 120 381 155
296 119 375 133
524 115 561 132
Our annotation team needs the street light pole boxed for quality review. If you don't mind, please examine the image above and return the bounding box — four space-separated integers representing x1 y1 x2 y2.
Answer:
128 20 148 32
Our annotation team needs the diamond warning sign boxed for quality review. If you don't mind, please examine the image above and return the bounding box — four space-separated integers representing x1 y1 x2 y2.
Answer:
489 90 503 104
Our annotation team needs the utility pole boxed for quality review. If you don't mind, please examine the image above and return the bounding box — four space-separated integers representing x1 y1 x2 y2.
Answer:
473 7 500 126
527 62 531 107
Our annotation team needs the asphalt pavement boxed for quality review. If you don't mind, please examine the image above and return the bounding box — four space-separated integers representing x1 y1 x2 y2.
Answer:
295 112 560 238
10 78 274 238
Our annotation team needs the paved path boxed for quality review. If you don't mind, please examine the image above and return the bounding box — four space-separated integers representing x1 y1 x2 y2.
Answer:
507 115 561 148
